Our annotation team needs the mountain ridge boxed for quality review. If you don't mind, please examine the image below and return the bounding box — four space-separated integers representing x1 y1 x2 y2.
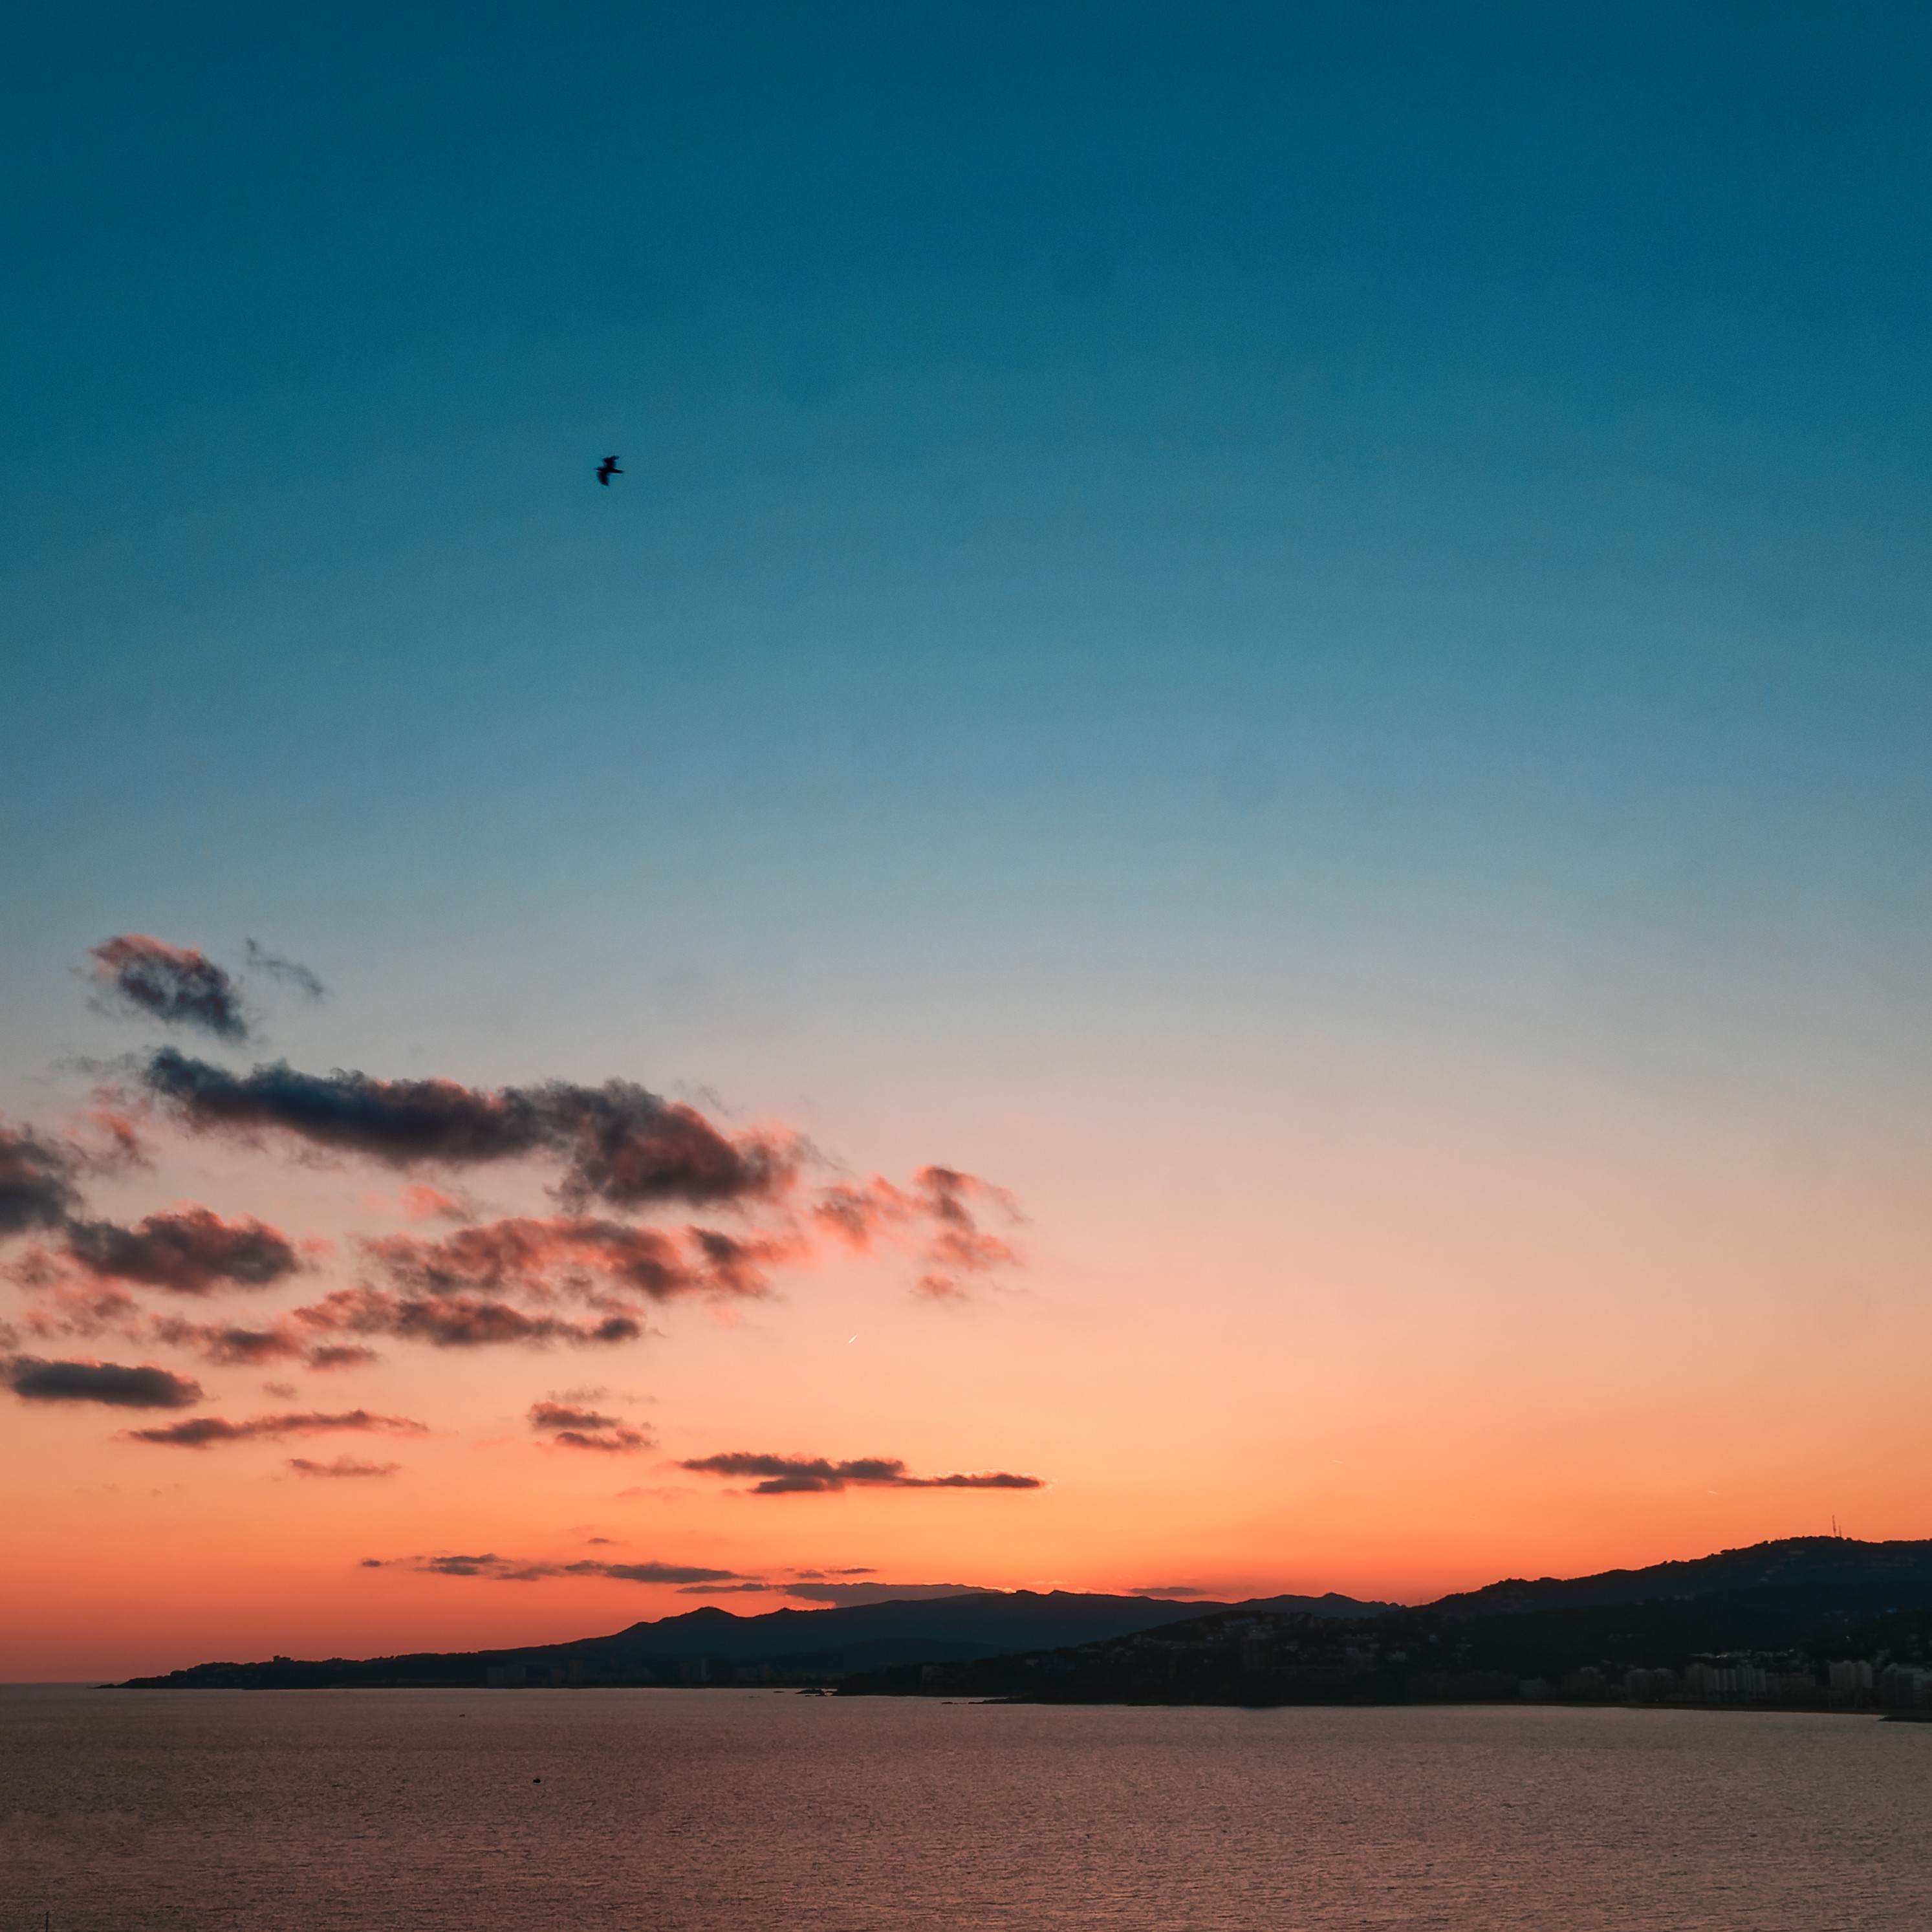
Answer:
117 1587 1393 1688
116 1537 1932 1689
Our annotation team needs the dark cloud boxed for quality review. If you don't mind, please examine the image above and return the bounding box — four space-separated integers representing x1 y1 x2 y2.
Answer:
677 1580 777 1594
248 1214 779 1358
371 1553 745 1585
679 1452 1045 1495
287 1457 397 1478
782 1581 995 1605
290 1285 640 1351
146 1315 380 1372
585 1561 738 1584
124 1408 429 1448
244 940 326 1001
0 1122 81 1236
527 1399 651 1453
150 1317 301 1365
3 1353 203 1409
65 1206 301 1295
357 1215 779 1307
305 1343 380 1371
87 936 246 1039
138 1052 794 1210
550 1083 794 1212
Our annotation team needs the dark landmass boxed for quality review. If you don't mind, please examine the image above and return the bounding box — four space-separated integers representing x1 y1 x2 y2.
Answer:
1426 1535 1932 1622
116 1587 1392 1689
118 1537 1932 1706
838 1538 1932 1711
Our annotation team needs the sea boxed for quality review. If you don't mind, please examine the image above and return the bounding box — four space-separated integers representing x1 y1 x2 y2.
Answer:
3 1685 1928 1930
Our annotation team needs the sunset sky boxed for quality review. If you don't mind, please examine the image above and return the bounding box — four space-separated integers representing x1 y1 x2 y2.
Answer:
7 3 1932 1680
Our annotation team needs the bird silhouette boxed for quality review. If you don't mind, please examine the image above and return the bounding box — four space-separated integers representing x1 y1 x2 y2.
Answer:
596 455 622 486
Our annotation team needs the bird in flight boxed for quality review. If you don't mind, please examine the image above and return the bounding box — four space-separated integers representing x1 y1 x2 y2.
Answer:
596 455 622 486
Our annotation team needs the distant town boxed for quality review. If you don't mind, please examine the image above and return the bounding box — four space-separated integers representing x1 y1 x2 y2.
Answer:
842 1600 1932 1711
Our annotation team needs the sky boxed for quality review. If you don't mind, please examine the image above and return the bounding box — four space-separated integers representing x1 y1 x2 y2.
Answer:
5 1 1932 1680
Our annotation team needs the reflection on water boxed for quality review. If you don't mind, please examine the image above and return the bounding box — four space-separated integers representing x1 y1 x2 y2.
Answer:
3 1686 1929 1930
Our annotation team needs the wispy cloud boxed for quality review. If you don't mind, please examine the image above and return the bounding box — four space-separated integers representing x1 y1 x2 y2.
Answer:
781 1581 995 1605
124 1408 429 1448
527 1399 651 1453
814 1166 1023 1301
358 1215 784 1306
679 1452 1045 1495
146 1316 377 1373
286 1285 641 1351
244 940 326 1001
288 1455 398 1478
365 1553 746 1585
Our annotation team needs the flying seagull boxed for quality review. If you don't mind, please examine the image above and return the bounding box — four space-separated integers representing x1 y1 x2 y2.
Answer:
596 455 622 486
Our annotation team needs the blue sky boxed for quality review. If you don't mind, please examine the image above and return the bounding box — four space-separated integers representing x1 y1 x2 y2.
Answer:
10 0 1932 1144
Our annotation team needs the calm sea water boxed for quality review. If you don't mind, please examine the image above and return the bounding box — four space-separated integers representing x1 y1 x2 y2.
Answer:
3 1686 1928 1931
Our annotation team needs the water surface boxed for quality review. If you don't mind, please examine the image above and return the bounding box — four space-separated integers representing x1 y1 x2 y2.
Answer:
3 1686 1927 1929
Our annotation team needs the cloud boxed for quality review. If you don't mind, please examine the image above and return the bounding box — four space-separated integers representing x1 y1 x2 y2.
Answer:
584 1560 743 1584
120 1053 1025 1309
87 936 246 1039
358 1215 781 1307
400 1184 472 1222
124 1408 429 1448
305 1343 380 1370
527 1398 651 1453
239 1212 793 1360
0 1122 81 1236
369 1553 746 1584
814 1165 1023 1301
781 1581 995 1605
678 1452 1045 1495
3 1353 202 1409
287 1285 641 1351
137 1052 796 1209
244 940 326 1001
287 1456 398 1478
65 1206 302 1295
71 1106 153 1175
144 1313 378 1372
149 1317 304 1365
12 1276 142 1341
379 1221 786 1335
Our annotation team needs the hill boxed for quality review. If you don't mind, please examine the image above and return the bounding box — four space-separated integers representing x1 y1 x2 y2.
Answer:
838 1538 1932 1706
116 1587 1393 1688
1420 1536 1932 1621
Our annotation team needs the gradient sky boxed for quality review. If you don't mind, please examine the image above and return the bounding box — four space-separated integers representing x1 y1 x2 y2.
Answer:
6 1 1932 1679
